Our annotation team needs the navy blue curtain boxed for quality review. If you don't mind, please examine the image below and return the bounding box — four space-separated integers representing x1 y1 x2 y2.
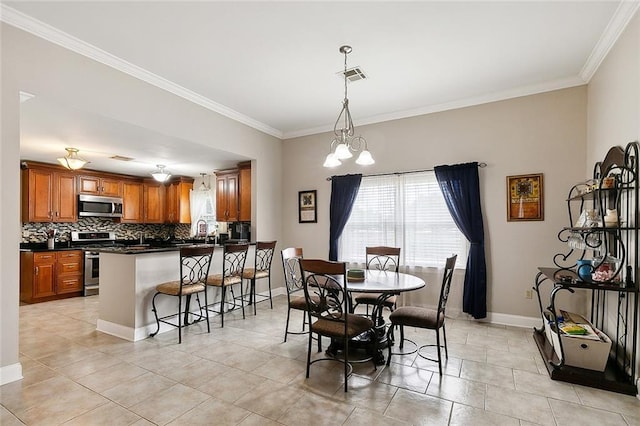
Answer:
329 174 362 261
434 162 487 319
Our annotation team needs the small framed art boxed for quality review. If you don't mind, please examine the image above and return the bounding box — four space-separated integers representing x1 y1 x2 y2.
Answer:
507 173 544 221
298 190 317 223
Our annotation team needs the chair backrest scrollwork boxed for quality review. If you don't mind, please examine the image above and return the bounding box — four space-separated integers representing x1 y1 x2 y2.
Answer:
222 243 249 279
180 246 214 290
282 247 304 295
254 241 277 273
300 259 348 322
366 246 401 273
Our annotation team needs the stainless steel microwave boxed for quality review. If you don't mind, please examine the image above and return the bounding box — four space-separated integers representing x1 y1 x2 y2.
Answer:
78 194 123 218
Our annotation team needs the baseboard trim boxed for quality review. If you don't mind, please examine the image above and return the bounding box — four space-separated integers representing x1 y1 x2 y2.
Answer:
483 312 541 329
0 362 23 385
97 319 170 342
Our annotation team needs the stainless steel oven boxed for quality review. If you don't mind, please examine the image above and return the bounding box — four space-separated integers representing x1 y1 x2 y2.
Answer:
71 231 117 296
84 251 100 296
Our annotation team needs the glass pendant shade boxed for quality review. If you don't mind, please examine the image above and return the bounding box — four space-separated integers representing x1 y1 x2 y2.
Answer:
57 148 88 170
151 165 171 182
323 153 342 168
334 143 353 160
355 149 375 166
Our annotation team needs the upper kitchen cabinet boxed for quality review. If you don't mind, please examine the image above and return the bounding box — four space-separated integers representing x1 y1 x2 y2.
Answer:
21 164 77 223
216 161 251 222
166 178 193 224
78 175 122 197
216 162 252 222
143 180 165 223
238 162 251 222
121 181 143 223
216 169 239 222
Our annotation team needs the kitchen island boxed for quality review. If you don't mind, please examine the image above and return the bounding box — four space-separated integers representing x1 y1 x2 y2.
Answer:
95 245 220 341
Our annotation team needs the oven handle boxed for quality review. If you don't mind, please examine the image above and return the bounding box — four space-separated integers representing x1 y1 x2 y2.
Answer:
85 254 100 259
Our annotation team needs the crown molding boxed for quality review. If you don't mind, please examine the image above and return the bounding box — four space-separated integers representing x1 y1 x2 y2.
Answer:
0 4 283 139
283 75 586 139
580 1 640 82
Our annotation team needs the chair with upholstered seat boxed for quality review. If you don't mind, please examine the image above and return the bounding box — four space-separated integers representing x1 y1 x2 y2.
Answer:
386 254 457 375
300 258 377 392
206 243 249 327
281 247 306 342
149 246 214 343
353 246 401 320
241 241 277 314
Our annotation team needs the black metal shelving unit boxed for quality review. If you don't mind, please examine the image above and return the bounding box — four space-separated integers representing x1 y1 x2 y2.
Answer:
533 141 639 396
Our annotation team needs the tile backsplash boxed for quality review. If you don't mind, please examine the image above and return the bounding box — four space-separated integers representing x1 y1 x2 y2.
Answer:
21 217 192 243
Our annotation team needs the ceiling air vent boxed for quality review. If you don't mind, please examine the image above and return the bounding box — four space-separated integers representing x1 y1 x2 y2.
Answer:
337 66 367 82
110 155 135 162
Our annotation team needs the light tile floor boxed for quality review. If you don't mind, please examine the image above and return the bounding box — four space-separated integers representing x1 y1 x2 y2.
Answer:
2 295 639 425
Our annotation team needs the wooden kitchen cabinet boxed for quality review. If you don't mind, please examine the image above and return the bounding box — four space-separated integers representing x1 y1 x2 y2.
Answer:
78 175 122 197
20 250 84 303
121 181 144 223
21 166 77 223
216 170 239 222
56 251 83 294
143 181 165 223
165 178 193 224
216 162 251 222
238 162 251 222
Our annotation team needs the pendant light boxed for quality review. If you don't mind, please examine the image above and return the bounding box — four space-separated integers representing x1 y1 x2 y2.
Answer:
323 45 374 168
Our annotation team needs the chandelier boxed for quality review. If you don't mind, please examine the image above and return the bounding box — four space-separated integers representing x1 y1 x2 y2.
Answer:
150 164 171 182
323 45 374 168
57 147 88 170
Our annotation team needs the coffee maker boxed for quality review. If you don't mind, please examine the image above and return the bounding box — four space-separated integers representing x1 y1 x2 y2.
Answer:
230 222 251 242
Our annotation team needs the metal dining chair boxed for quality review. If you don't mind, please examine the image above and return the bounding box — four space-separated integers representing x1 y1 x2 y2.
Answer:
386 254 457 375
353 246 401 320
281 247 307 342
300 258 377 392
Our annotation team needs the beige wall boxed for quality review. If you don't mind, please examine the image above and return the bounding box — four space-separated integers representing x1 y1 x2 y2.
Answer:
0 23 283 382
587 11 639 382
282 87 588 322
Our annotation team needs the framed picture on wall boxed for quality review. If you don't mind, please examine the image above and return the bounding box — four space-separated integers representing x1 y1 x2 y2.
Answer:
298 190 317 223
507 173 544 221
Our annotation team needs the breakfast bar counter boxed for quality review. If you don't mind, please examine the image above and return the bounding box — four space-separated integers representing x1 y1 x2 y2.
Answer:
96 245 219 341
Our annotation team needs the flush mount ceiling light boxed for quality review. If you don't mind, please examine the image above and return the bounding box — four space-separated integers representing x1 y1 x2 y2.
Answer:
57 147 88 170
151 164 171 182
323 45 374 168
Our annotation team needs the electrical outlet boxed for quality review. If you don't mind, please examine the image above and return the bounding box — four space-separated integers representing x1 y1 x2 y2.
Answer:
525 290 533 299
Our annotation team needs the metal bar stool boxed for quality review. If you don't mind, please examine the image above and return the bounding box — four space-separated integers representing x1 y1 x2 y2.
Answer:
206 243 249 327
149 246 214 343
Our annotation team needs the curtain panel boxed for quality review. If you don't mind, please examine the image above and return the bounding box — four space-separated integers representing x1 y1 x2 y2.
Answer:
434 162 487 319
329 174 362 261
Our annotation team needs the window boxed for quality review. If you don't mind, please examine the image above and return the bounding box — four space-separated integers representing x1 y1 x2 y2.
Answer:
190 189 216 237
339 172 467 268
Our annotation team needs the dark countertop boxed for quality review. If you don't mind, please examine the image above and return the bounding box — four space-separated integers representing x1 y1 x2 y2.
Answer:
20 245 83 252
94 244 217 255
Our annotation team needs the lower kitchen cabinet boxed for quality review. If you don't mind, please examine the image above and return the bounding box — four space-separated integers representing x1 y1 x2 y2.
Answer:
20 250 84 303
